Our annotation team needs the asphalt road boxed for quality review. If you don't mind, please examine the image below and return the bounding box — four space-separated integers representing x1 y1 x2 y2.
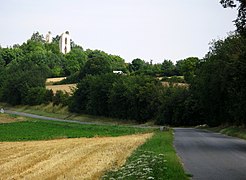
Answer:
4 110 156 129
174 128 246 180
5 110 97 125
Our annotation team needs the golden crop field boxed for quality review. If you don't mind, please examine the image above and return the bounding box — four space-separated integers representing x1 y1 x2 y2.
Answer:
0 133 152 180
46 77 66 84
46 84 77 94
161 81 189 88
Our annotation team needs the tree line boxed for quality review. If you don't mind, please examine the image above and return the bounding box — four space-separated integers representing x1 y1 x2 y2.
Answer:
0 31 197 106
1 0 246 127
0 33 245 126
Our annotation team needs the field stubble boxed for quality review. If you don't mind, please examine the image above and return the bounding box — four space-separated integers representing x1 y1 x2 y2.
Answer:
46 84 77 94
0 133 152 180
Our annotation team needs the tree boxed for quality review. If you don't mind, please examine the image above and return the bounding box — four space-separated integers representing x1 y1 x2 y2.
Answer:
69 74 164 123
45 42 60 55
64 47 87 75
0 59 4 68
0 60 48 105
0 47 23 65
53 90 69 106
192 34 246 126
176 57 199 83
220 0 246 36
23 87 53 105
80 52 112 77
109 55 128 73
129 58 145 72
30 32 45 43
161 60 175 76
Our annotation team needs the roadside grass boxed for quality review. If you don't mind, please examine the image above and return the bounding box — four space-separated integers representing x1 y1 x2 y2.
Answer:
0 119 154 142
207 126 246 140
0 113 26 123
6 103 138 125
102 130 189 180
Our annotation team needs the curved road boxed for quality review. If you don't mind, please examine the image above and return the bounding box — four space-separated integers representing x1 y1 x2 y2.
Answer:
4 110 156 129
4 110 97 125
174 128 246 180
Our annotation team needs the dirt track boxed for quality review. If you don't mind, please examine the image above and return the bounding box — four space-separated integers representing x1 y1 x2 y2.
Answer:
0 133 152 179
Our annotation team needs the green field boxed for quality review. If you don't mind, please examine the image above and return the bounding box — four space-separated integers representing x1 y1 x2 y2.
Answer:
0 119 153 142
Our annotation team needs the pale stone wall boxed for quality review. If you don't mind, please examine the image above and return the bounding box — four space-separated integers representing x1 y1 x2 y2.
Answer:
59 31 71 54
46 31 52 43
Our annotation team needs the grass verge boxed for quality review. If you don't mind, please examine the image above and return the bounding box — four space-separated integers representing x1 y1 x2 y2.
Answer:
102 130 189 180
5 103 138 125
0 118 153 141
207 126 246 140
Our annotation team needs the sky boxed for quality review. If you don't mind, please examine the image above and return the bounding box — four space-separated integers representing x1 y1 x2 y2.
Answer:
0 0 238 63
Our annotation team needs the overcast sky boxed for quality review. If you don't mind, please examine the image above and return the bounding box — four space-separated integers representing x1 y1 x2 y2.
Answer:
0 0 237 63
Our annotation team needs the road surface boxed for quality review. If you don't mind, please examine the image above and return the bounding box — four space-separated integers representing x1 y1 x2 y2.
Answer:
4 110 96 125
174 128 246 180
4 110 156 129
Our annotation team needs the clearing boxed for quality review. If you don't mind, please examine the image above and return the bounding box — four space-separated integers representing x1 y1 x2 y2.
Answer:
46 77 66 84
45 77 77 94
46 84 77 94
0 133 152 179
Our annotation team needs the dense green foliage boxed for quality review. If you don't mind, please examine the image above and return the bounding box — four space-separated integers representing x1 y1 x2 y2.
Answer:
0 32 127 105
103 131 189 180
69 33 246 127
191 34 246 126
0 119 152 141
1 26 246 127
220 0 246 36
69 74 164 123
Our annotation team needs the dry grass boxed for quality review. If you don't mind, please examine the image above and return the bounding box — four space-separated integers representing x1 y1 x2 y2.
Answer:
46 84 77 94
0 114 25 124
0 133 153 180
161 81 189 88
46 77 66 84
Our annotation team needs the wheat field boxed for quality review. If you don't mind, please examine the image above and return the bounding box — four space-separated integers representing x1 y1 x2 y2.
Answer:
46 77 66 84
46 84 77 94
0 133 152 179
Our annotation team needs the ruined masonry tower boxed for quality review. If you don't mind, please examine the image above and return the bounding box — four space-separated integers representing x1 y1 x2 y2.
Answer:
59 31 71 54
46 31 52 43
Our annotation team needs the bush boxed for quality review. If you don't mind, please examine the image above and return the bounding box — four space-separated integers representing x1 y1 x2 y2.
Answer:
53 90 70 106
23 87 53 105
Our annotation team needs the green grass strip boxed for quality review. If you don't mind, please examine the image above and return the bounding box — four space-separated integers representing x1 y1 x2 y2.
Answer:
208 126 246 140
102 130 188 180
